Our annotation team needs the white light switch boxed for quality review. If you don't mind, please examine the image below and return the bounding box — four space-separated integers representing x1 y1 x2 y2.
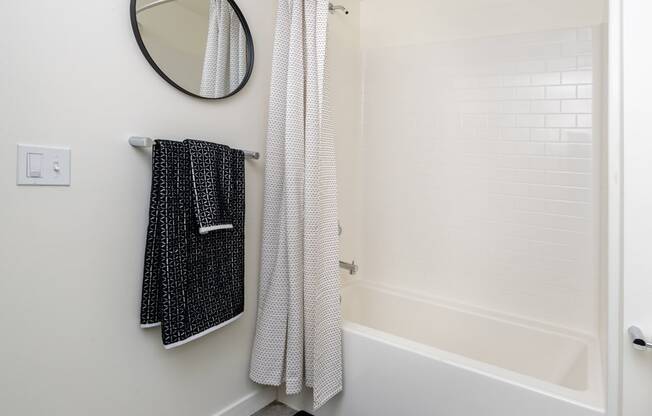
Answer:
17 144 71 186
27 153 43 178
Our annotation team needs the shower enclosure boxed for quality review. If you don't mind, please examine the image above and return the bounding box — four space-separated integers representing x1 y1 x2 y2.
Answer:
283 1 614 415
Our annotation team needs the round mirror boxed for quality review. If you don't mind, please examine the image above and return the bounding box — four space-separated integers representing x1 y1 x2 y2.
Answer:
130 0 254 99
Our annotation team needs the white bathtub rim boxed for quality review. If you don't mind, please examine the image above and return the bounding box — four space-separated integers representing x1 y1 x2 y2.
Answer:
342 320 604 412
342 279 605 402
343 278 599 344
341 279 604 407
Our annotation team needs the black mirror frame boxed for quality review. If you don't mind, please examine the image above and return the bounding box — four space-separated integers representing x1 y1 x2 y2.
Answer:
129 0 255 100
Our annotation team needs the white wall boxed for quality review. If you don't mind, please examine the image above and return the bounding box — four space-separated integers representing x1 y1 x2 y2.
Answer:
622 0 652 414
0 1 275 415
360 0 606 49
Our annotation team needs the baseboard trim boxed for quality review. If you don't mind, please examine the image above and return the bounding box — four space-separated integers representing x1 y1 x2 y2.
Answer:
214 388 276 416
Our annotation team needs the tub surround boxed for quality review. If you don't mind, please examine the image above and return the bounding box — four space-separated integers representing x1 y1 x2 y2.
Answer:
359 25 602 335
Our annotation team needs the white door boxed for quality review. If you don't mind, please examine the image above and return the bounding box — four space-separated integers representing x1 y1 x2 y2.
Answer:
622 0 652 414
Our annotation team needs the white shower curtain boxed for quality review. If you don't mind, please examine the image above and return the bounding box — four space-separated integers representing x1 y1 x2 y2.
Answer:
249 0 342 409
200 0 247 97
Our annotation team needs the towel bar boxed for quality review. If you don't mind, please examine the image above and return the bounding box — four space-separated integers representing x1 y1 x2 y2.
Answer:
129 136 260 160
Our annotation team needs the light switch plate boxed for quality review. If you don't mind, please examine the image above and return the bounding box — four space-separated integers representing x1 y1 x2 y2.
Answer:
17 144 71 186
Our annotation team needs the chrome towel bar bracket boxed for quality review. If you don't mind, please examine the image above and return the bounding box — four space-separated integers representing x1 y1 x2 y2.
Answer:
129 136 260 160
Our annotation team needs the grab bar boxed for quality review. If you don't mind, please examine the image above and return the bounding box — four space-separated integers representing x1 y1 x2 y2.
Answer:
339 260 358 275
629 326 652 351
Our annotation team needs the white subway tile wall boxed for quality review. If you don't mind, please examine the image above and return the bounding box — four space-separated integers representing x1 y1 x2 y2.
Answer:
362 27 600 333
546 86 577 99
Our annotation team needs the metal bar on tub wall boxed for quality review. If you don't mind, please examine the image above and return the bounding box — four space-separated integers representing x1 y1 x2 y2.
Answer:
339 260 358 275
329 3 349 14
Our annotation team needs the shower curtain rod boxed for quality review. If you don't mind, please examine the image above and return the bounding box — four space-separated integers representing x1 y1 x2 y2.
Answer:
129 136 260 160
136 0 349 15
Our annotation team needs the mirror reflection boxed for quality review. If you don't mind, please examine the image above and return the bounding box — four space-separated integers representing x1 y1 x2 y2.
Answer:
133 0 253 99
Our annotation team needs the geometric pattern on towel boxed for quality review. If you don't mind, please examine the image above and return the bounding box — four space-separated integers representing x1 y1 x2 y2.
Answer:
186 139 234 234
140 140 245 348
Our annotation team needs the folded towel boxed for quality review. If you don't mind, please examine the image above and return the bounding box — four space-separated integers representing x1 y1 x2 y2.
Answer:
140 140 245 349
186 139 234 234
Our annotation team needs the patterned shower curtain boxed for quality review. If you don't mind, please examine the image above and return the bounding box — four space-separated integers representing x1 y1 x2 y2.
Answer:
249 0 342 410
200 0 247 97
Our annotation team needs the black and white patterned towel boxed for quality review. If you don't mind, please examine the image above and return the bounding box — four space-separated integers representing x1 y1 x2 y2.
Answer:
140 139 245 349
186 139 234 234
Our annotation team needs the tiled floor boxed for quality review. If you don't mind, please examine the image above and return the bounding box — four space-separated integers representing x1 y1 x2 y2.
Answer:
251 401 298 416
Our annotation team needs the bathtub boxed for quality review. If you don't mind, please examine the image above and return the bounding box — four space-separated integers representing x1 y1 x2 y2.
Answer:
285 280 605 416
